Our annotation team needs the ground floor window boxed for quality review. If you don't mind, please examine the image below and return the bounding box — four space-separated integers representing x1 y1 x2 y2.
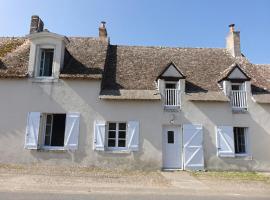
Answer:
43 114 66 147
234 127 247 154
107 122 127 149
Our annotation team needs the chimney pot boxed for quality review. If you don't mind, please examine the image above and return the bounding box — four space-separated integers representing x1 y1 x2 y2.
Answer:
30 15 44 34
229 23 235 32
99 21 108 41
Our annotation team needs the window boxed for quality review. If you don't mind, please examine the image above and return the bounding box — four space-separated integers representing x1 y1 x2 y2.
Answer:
39 49 54 77
234 127 247 154
107 122 127 149
43 114 66 147
165 82 177 89
167 131 174 144
231 83 244 91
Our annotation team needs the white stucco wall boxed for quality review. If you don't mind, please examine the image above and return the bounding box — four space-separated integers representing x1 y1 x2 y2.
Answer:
0 79 269 171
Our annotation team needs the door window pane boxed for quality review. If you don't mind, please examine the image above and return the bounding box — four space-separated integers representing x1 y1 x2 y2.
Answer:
167 131 174 144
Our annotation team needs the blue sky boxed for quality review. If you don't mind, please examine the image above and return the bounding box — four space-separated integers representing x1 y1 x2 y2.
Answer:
0 0 269 64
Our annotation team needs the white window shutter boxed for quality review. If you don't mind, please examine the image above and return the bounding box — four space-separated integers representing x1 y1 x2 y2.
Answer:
127 121 139 151
94 121 106 151
216 126 235 157
158 79 165 97
64 112 80 150
25 112 41 150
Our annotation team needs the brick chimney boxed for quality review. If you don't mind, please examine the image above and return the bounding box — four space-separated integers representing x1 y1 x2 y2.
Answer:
29 15 44 34
226 24 241 57
99 21 107 41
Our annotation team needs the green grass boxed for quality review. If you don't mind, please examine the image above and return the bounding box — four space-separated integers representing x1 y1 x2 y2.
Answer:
192 171 270 182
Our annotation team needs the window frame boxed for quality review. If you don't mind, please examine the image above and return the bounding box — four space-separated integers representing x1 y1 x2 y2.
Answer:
106 122 128 151
165 81 177 89
231 82 245 91
34 44 56 79
40 113 67 150
233 127 249 156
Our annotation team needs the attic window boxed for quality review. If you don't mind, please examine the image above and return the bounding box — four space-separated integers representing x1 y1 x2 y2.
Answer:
39 49 54 77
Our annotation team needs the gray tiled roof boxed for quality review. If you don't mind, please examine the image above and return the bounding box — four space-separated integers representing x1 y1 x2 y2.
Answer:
0 37 269 98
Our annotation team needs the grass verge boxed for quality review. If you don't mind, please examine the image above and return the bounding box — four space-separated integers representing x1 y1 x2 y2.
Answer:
192 171 270 182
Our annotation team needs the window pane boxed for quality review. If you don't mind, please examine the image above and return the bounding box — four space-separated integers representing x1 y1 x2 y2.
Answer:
167 131 174 144
234 127 246 154
109 123 116 130
165 83 176 89
108 131 116 139
119 123 126 130
46 114 52 124
39 49 54 77
44 135 51 146
108 139 116 147
50 114 66 147
232 85 240 90
118 140 126 147
118 131 126 139
39 51 45 76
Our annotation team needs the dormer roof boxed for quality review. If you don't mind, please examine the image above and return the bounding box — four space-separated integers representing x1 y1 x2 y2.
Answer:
218 63 251 82
157 62 185 81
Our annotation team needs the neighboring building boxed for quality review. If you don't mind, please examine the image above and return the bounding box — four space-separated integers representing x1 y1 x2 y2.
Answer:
0 16 269 171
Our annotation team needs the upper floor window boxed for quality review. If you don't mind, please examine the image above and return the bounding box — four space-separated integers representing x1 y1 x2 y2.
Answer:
230 82 247 111
164 81 181 108
165 82 177 89
39 49 54 77
231 83 244 91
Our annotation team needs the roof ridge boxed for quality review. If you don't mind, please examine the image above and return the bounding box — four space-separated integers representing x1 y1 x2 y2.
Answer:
111 44 227 50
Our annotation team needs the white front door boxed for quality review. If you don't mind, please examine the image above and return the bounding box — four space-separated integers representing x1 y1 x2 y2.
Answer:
162 126 182 169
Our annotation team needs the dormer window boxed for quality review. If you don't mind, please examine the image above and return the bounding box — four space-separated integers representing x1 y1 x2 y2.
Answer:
231 82 247 111
27 29 69 80
39 49 54 77
231 83 244 91
165 82 177 89
157 62 186 110
219 64 250 112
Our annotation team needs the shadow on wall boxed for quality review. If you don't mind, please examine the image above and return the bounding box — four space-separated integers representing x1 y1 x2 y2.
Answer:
192 100 270 171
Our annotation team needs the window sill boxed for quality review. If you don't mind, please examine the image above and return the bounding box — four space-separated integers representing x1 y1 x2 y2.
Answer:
235 154 252 160
104 149 131 154
164 106 181 112
38 146 67 152
31 77 59 83
232 108 248 113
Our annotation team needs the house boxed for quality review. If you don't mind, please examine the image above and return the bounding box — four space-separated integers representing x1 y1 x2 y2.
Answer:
0 15 269 171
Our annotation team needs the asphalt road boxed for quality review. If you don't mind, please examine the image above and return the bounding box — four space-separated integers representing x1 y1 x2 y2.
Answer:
0 191 269 200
